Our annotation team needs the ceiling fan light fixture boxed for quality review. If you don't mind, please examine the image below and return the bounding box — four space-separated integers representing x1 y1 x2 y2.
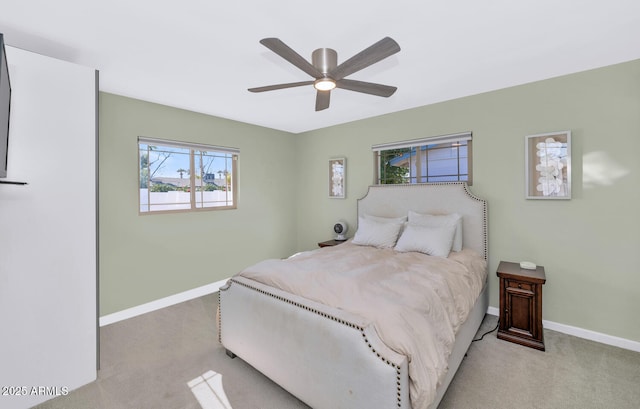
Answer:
314 78 336 91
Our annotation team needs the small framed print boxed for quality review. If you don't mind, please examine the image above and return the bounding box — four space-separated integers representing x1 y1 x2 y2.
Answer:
525 131 571 199
328 158 346 199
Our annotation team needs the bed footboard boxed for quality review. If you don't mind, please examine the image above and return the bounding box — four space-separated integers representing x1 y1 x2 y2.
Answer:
219 276 411 409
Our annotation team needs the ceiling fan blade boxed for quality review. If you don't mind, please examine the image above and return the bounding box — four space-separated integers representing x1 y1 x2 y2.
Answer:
315 90 331 111
329 37 400 81
259 38 323 79
248 81 314 93
336 79 397 97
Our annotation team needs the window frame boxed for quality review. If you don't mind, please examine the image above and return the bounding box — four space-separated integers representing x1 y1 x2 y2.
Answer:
138 136 239 214
372 132 473 186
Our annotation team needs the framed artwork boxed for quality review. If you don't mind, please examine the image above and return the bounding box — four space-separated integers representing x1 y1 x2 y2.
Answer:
328 158 346 199
525 131 571 199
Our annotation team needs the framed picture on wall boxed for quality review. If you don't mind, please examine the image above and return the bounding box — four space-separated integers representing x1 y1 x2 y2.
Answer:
525 131 571 199
328 158 346 199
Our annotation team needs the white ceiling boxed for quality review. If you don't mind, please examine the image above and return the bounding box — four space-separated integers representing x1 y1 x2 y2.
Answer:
2 1 639 134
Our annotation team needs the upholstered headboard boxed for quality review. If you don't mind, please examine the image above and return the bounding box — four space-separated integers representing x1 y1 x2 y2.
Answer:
357 182 488 260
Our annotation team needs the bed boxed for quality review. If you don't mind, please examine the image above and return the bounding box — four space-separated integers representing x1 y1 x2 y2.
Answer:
218 182 488 409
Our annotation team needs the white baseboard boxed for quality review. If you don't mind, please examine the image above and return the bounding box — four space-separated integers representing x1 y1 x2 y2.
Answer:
99 278 229 327
486 306 640 353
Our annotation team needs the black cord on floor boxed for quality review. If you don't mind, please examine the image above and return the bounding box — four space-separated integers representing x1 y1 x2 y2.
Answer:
471 321 499 342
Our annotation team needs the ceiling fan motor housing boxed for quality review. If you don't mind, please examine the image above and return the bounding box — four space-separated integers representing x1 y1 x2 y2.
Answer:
312 48 337 74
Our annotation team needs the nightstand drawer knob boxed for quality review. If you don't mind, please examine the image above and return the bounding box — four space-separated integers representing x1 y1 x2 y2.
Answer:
518 284 522 289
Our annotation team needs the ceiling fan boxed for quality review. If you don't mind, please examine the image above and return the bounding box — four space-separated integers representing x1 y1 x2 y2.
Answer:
248 37 401 111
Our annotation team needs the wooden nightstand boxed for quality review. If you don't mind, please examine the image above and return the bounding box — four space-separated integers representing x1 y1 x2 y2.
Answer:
318 239 345 248
497 261 547 351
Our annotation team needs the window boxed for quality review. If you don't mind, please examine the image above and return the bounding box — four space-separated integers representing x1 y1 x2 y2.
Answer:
138 137 238 213
373 132 472 185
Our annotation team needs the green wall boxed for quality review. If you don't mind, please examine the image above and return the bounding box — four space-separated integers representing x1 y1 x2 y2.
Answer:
99 93 297 315
100 59 640 343
294 59 640 342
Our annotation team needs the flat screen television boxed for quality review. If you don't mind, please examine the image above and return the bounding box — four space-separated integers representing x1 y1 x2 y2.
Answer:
0 33 12 179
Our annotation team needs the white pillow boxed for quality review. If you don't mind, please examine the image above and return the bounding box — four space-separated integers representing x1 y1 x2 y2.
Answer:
363 213 407 224
407 211 463 252
352 216 403 248
394 224 456 257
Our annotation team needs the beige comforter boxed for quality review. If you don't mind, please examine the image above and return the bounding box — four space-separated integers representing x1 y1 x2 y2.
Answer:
236 241 487 409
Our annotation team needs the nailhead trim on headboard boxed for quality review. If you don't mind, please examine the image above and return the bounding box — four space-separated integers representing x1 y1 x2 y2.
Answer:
457 182 489 261
220 278 405 408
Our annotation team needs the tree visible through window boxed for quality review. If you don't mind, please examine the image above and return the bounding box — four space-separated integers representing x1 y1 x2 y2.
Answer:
138 137 238 213
373 132 472 185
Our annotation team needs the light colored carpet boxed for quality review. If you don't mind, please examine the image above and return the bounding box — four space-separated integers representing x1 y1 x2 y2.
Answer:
441 319 640 408
33 293 640 409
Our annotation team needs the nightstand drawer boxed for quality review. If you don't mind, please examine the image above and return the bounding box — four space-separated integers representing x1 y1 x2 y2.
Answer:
506 279 534 293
